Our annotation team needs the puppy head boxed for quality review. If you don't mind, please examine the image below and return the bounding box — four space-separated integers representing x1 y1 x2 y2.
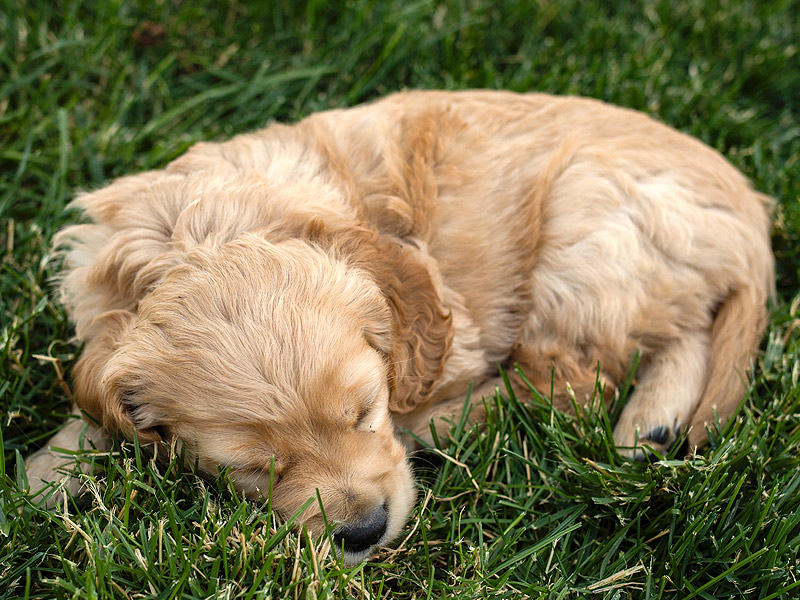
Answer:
71 232 449 562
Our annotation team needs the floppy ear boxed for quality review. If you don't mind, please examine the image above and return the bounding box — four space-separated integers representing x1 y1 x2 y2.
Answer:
71 309 166 443
53 170 185 341
329 228 453 414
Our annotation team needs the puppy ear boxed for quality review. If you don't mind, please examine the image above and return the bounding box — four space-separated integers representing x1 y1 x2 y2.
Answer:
53 171 184 340
332 229 453 414
72 309 165 443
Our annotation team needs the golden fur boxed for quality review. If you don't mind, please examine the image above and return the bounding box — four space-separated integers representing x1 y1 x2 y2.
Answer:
27 90 774 562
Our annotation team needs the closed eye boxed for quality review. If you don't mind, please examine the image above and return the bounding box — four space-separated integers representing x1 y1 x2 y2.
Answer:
353 382 384 428
354 404 372 427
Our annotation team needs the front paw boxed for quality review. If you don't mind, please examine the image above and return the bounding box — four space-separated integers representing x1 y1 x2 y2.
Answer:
24 447 84 507
613 419 685 460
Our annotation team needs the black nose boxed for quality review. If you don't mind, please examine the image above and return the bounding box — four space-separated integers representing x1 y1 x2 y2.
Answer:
333 503 388 554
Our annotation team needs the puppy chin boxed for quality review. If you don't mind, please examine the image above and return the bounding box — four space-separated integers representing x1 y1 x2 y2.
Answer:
329 535 379 566
337 545 378 567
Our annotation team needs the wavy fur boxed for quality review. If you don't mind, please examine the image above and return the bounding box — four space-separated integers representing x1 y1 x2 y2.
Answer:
28 90 774 561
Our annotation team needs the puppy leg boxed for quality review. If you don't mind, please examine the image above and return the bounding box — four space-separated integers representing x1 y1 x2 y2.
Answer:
613 331 711 458
409 369 615 447
25 407 109 507
404 379 503 446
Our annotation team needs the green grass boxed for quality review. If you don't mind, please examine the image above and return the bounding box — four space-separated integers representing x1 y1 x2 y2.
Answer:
2 0 799 597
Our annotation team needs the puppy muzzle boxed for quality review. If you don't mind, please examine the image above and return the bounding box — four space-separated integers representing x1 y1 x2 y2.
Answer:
332 501 389 556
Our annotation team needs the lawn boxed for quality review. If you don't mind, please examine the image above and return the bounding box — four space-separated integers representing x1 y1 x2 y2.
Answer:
2 0 800 597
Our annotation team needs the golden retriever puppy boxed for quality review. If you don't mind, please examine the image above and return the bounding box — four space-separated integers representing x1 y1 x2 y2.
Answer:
26 90 774 563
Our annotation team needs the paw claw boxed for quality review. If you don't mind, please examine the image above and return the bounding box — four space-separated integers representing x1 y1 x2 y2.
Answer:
631 425 687 461
614 419 688 461
644 425 671 446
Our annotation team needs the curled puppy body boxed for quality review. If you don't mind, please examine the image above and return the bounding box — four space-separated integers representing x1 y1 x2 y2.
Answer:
28 90 774 562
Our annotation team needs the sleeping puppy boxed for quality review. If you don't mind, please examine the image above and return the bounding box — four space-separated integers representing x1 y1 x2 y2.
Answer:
26 90 774 563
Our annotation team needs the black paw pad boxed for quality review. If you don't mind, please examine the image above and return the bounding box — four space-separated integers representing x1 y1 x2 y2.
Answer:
634 425 687 462
644 425 671 446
